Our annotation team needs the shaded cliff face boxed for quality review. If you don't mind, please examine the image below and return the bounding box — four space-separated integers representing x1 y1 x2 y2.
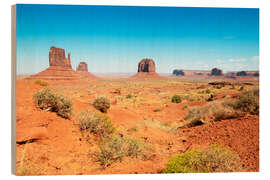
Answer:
138 59 156 73
211 68 223 76
173 69 185 76
76 62 88 72
49 46 71 68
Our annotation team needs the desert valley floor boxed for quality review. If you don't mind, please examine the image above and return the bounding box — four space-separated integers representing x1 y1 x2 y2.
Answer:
16 76 259 175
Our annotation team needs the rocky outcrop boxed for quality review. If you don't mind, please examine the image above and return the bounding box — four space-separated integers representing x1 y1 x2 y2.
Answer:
211 68 223 76
49 46 71 68
138 58 156 72
76 62 97 79
253 72 259 77
76 62 88 72
236 71 247 76
131 58 164 80
27 46 85 80
173 69 185 76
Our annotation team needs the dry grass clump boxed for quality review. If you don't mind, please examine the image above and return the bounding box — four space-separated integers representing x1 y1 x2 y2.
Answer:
77 110 115 138
95 135 153 168
34 79 48 86
163 143 243 173
225 88 259 115
183 101 236 127
93 97 110 113
33 88 73 119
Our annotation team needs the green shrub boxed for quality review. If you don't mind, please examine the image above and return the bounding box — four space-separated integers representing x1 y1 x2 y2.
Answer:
93 97 110 113
33 88 73 118
77 110 115 137
126 94 133 99
163 143 242 173
34 79 48 86
205 89 211 94
95 135 153 168
228 89 259 115
171 94 182 103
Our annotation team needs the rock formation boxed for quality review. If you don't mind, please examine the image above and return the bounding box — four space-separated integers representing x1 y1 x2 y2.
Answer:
76 62 88 72
173 69 185 76
27 46 84 80
211 68 223 76
138 58 156 72
132 58 163 79
236 71 247 76
49 46 71 68
76 62 97 79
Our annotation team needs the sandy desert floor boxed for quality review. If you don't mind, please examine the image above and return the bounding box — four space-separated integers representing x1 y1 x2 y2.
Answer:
15 76 259 175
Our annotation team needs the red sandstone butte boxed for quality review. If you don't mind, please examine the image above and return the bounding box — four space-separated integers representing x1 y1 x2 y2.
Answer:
76 62 97 79
27 46 84 80
132 58 162 79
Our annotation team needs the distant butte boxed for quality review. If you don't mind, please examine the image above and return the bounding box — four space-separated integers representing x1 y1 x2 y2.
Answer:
27 46 83 80
131 58 162 79
76 62 97 79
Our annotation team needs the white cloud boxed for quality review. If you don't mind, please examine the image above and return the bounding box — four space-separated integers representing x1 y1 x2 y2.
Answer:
216 59 225 63
228 58 246 62
251 56 259 61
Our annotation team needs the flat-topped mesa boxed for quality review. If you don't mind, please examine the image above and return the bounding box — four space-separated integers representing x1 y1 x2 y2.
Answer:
76 62 88 72
49 46 71 68
138 58 156 73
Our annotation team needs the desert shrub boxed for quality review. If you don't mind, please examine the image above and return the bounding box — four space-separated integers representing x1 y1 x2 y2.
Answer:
33 88 73 118
205 89 211 94
126 94 133 99
240 86 244 91
163 143 242 173
95 135 153 168
77 110 115 137
171 94 182 103
34 79 48 86
228 89 259 115
153 108 161 112
214 85 222 89
183 101 236 127
93 97 110 113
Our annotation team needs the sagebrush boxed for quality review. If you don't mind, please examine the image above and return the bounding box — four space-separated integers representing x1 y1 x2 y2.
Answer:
93 97 110 113
33 88 73 118
77 110 115 137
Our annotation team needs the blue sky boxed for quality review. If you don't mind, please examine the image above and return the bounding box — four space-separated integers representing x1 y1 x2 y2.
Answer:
16 4 259 74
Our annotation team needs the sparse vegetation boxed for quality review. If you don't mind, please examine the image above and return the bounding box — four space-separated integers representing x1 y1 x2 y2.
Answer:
126 94 133 99
95 135 153 168
183 101 236 127
93 97 110 113
226 88 259 115
205 89 211 94
77 110 115 137
34 79 48 86
33 88 73 118
171 94 182 103
163 143 242 173
153 108 161 112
